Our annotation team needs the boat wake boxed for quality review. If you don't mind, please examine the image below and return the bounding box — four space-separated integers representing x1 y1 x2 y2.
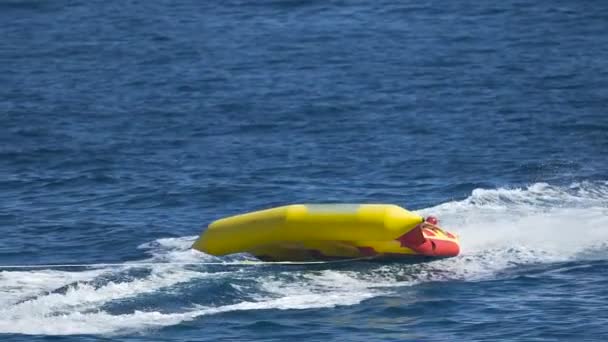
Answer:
1 182 606 335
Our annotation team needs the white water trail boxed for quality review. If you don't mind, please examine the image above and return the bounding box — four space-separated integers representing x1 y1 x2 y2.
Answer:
416 181 608 279
1 182 606 335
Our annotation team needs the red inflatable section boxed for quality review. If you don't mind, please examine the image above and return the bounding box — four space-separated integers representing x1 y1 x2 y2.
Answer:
396 225 460 257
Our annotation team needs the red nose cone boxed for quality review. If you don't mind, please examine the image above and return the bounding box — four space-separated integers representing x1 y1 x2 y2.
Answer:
426 216 439 225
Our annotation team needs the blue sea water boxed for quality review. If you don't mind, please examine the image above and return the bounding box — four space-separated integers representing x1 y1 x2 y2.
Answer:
1 0 608 340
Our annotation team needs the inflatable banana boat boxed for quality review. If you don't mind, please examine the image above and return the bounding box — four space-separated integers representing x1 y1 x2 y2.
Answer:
192 204 459 261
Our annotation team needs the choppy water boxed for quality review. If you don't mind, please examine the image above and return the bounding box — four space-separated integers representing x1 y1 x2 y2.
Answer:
1 0 607 341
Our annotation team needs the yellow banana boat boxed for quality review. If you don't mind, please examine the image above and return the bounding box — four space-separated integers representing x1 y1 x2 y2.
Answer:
192 204 460 261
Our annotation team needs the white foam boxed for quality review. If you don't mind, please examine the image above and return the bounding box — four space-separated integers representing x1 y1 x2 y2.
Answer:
0 269 382 335
0 292 378 336
417 181 608 279
0 269 106 307
2 267 211 318
1 182 606 335
137 235 215 263
0 235 220 335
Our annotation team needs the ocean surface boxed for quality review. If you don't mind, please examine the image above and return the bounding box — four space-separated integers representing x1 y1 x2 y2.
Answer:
1 0 608 341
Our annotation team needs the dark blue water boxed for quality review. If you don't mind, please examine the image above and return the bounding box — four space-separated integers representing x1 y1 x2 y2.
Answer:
1 0 607 340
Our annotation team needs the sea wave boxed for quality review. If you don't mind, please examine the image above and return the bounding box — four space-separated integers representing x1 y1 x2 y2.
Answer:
1 181 606 335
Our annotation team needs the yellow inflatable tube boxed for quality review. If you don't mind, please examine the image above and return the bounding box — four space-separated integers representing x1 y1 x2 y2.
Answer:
192 204 460 261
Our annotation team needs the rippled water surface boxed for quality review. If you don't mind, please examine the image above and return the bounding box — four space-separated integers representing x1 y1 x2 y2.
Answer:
1 0 607 341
